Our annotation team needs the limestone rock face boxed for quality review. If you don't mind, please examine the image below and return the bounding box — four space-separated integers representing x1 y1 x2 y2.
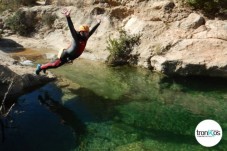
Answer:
150 38 227 76
1 0 226 77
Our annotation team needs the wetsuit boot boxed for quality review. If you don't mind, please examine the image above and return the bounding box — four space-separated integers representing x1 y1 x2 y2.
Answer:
35 64 42 75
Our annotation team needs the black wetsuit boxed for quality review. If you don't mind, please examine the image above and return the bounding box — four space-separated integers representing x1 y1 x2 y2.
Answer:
41 16 100 70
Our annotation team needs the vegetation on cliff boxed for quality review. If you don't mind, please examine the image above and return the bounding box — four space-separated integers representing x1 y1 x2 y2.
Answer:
185 0 227 15
4 9 58 36
106 30 141 66
5 10 37 36
0 0 36 12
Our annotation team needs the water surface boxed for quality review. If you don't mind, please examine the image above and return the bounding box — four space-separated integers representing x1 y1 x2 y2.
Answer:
0 57 226 151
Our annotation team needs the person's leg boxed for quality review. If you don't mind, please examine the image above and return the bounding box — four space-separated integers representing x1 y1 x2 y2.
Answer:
36 59 64 75
41 59 62 70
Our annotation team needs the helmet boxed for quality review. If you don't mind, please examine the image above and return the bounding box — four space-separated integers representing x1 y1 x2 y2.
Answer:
79 25 89 32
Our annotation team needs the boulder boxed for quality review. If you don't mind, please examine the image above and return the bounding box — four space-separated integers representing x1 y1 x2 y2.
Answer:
180 13 205 29
152 1 175 12
150 39 227 77
0 64 56 115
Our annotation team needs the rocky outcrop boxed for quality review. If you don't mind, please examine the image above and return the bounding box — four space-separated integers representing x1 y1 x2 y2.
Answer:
0 65 49 99
125 1 227 77
150 20 227 76
0 51 56 115
179 13 205 29
1 0 226 77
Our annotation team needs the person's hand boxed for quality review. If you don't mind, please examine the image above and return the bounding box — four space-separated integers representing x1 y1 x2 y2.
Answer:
61 8 71 17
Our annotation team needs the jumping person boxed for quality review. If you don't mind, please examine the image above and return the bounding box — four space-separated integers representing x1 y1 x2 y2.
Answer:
35 8 101 75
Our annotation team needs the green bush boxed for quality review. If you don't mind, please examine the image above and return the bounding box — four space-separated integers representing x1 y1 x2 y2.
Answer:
0 0 36 12
186 0 227 15
5 10 37 36
106 30 141 66
42 13 57 28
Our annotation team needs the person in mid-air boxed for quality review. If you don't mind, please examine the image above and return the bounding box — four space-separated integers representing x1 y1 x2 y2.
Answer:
36 8 101 75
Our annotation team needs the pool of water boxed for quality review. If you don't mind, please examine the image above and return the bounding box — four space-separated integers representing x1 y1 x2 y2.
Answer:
0 57 227 151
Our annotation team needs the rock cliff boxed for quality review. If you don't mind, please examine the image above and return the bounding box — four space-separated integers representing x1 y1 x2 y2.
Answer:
0 0 227 77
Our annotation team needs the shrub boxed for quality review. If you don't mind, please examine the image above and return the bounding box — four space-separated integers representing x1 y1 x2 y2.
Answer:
186 0 227 15
0 0 36 12
106 29 141 66
42 13 57 29
5 10 37 36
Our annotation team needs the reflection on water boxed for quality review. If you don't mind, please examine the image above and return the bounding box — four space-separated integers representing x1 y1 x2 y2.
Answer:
1 59 227 151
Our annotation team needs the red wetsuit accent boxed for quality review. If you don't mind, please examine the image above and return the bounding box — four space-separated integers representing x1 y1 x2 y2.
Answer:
41 41 87 70
74 41 87 58
41 59 62 70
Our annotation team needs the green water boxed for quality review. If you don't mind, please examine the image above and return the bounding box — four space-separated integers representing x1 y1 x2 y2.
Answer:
1 58 227 151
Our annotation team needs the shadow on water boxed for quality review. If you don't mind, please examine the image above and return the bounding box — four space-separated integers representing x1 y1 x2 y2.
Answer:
0 120 4 142
38 91 86 147
31 84 203 149
0 83 75 151
0 38 24 52
160 75 227 92
66 86 227 150
67 86 226 151
67 87 119 122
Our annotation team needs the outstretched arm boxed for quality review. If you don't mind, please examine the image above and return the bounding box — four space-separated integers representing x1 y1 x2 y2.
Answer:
88 19 101 38
62 9 78 41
